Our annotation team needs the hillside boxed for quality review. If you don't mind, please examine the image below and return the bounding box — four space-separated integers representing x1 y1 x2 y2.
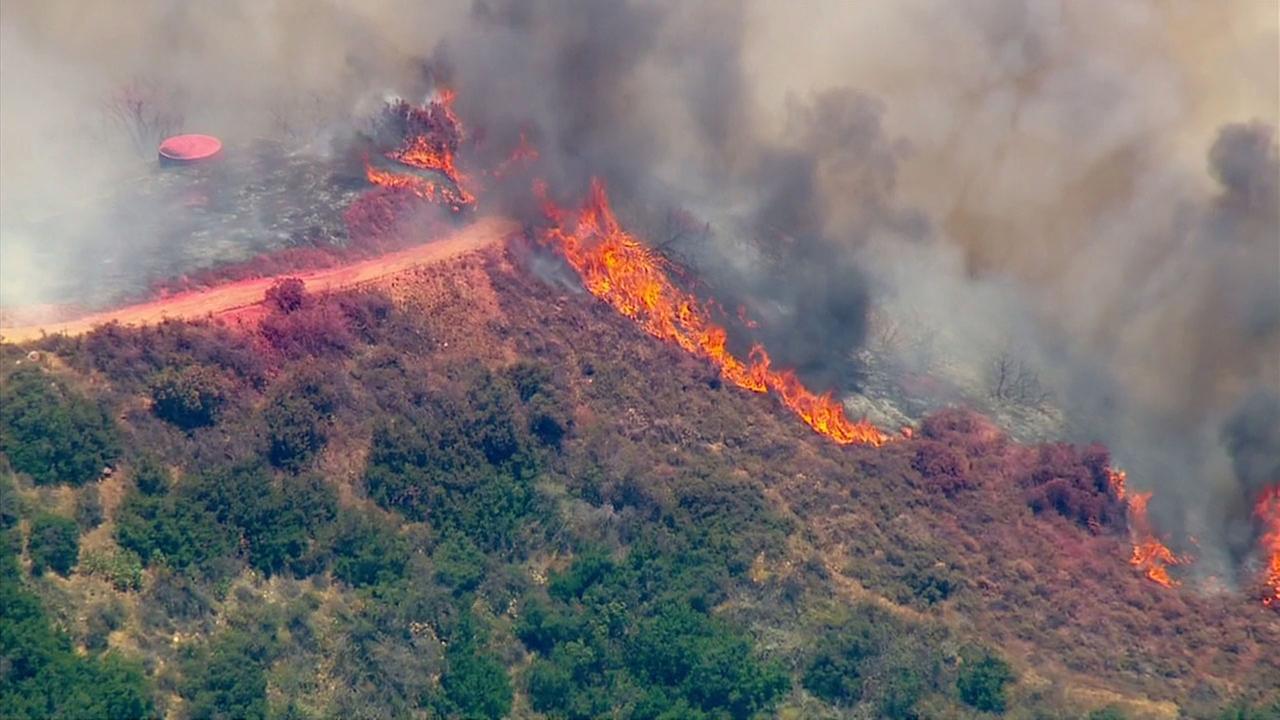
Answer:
2 239 1278 720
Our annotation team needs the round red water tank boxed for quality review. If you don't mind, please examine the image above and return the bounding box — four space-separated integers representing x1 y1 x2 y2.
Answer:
158 134 222 164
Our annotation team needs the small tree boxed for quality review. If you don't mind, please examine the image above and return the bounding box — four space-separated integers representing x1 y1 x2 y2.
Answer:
29 513 80 576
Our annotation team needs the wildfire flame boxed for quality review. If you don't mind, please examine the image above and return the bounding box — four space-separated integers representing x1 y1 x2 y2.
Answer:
365 91 475 210
1108 467 1188 588
494 131 540 178
1255 485 1280 609
539 178 889 447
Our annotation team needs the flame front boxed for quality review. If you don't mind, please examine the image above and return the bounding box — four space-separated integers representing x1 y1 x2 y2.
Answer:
540 178 889 447
1110 472 1188 588
1255 485 1280 608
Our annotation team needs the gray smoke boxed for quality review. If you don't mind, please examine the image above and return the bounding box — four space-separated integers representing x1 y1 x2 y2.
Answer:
1221 392 1280 566
439 0 1280 584
2 0 1277 584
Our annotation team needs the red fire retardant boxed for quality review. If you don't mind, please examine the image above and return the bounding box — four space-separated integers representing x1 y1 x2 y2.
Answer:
158 134 222 163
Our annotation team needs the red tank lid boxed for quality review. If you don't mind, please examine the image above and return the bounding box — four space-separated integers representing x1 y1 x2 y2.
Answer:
158 134 222 163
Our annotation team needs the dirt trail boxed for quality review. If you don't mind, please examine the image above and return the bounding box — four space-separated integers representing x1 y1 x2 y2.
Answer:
0 216 518 344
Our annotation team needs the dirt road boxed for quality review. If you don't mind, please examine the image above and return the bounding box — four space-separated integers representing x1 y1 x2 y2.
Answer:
0 216 518 344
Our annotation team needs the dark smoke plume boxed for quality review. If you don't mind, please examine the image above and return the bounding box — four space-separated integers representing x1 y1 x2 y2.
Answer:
2 0 1277 586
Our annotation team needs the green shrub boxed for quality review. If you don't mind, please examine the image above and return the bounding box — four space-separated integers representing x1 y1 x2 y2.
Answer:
80 548 145 591
528 393 568 448
182 631 271 720
433 535 487 593
364 373 538 551
0 366 119 486
149 365 227 429
133 457 170 496
508 360 554 402
879 664 926 719
263 365 342 471
802 640 869 705
1216 700 1280 719
328 512 409 589
957 649 1016 713
1088 706 1128 720
439 649 513 720
0 473 20 530
526 659 573 714
29 513 79 576
264 395 327 471
170 464 337 576
115 491 233 571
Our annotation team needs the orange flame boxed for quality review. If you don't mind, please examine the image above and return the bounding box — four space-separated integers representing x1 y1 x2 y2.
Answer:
365 92 474 210
1107 467 1128 501
1112 476 1188 588
540 178 889 446
1254 485 1280 608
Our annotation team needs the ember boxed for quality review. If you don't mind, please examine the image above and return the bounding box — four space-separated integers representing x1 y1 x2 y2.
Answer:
540 178 889 446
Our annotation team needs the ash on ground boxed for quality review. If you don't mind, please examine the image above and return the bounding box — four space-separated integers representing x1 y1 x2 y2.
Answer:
0 141 367 312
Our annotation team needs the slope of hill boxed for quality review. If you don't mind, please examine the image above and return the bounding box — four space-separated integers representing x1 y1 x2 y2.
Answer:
1 240 1277 720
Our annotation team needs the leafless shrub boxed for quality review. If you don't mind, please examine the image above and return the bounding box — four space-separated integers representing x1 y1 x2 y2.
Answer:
869 307 938 372
986 346 1050 406
103 78 184 157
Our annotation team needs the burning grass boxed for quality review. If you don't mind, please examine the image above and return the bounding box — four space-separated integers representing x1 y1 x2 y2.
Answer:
364 92 475 211
538 178 889 447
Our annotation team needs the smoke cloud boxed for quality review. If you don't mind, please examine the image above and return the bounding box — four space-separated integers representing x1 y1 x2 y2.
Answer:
1 0 1276 582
